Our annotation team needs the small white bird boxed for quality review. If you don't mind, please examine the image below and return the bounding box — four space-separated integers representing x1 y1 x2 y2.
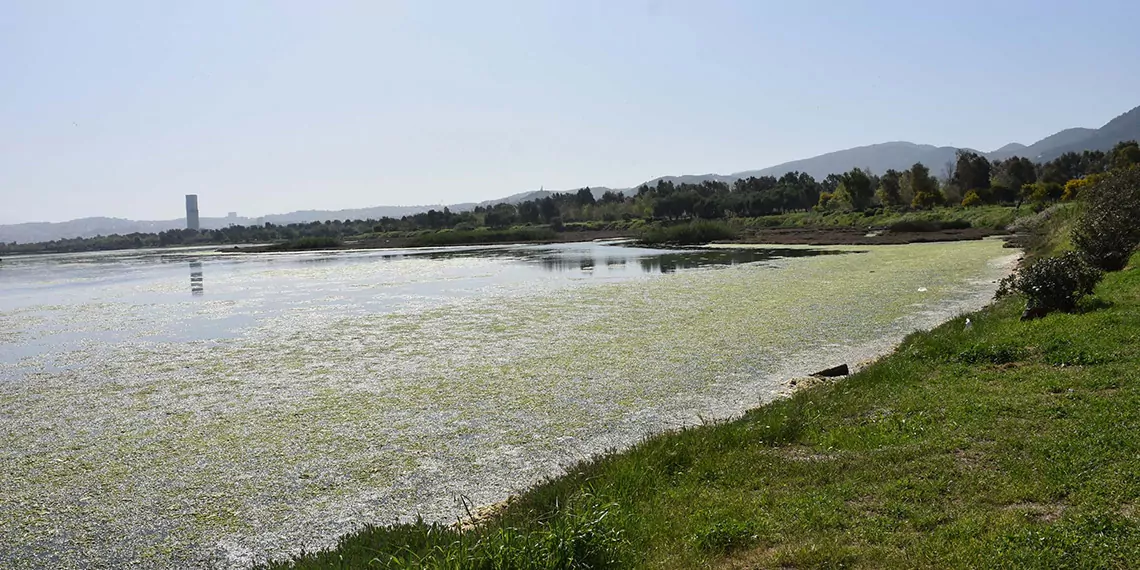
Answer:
964 318 973 330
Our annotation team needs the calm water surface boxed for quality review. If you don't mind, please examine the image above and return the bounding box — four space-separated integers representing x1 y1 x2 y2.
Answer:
0 242 823 362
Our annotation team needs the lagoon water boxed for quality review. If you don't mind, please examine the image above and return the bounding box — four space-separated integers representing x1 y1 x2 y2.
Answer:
0 240 1015 568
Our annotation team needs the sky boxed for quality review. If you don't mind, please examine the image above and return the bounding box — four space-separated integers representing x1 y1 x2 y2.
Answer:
2 1 1139 224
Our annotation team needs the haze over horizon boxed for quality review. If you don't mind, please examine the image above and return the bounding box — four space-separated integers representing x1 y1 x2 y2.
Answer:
4 1 1140 224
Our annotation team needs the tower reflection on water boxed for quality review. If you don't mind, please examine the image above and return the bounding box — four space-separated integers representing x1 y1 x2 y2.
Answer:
189 261 204 296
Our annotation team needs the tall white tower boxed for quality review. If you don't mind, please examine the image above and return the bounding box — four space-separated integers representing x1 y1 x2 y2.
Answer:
186 194 200 230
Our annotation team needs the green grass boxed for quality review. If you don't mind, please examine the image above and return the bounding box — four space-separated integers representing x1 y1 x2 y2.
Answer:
1007 203 1081 258
733 205 1025 231
265 248 1140 568
406 227 560 247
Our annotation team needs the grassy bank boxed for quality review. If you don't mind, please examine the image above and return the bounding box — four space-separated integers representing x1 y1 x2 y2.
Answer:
379 207 1024 250
405 227 560 247
268 253 1139 567
732 205 1025 232
637 220 738 245
1006 203 1081 258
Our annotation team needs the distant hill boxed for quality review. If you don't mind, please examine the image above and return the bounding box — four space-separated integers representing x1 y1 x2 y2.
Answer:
741 142 971 181
990 128 1096 161
1034 106 1140 161
635 104 1139 188
636 142 970 189
6 104 1137 244
989 142 1028 156
475 187 619 207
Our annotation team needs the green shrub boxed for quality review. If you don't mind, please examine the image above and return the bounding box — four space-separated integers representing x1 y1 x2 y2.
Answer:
1072 167 1140 271
962 191 983 207
638 220 738 245
911 189 944 209
409 227 558 247
996 252 1103 316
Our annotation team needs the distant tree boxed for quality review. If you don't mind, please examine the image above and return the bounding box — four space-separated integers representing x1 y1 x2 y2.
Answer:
991 156 1037 203
817 191 838 211
905 163 943 209
1110 140 1140 170
952 150 992 194
1062 175 1103 202
654 191 698 219
875 169 904 207
1022 181 1064 204
538 197 560 222
835 168 875 211
483 203 517 228
599 190 623 204
575 188 596 206
518 201 542 224
821 173 842 195
1039 151 1106 184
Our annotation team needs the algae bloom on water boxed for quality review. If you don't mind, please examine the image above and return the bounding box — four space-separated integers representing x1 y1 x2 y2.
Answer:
0 240 1015 569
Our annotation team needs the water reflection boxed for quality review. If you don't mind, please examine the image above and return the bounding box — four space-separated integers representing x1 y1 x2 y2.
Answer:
376 243 849 276
189 261 204 296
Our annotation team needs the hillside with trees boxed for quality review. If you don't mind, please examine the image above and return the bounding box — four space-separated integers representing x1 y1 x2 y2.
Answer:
4 139 1138 256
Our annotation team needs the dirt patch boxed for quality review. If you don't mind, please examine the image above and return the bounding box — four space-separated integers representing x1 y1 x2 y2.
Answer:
786 376 835 391
1003 502 1065 523
735 227 1004 246
844 495 886 518
453 496 517 531
953 448 988 470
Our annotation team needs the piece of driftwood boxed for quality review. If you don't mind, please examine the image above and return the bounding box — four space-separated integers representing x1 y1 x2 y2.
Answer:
811 364 849 378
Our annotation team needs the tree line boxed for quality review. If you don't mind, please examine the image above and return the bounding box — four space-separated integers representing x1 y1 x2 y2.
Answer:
4 141 1137 255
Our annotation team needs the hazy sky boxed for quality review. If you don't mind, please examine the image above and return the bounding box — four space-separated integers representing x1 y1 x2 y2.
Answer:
3 1 1139 224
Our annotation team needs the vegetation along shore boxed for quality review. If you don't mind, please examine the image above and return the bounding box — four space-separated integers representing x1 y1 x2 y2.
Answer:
263 167 1140 568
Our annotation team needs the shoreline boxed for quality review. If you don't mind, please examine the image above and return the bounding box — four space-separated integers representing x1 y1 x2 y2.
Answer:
247 243 1019 569
431 249 1024 535
0 240 1023 570
266 242 1140 568
219 227 1007 254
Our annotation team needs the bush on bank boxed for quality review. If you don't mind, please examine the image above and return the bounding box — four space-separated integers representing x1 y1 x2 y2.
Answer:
996 252 1103 317
1072 167 1140 271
